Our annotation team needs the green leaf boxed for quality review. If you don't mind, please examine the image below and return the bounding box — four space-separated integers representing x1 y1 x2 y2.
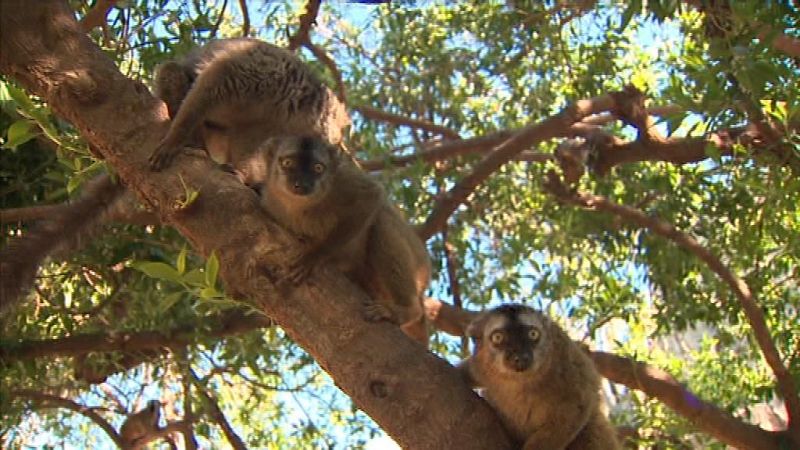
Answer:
205 252 219 287
176 247 187 275
160 291 184 313
200 286 220 299
2 119 38 149
132 261 181 283
66 176 83 194
182 269 206 287
5 83 37 112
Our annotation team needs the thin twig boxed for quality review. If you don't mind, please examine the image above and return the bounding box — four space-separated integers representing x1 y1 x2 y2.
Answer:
442 234 468 355
209 0 229 39
180 354 199 450
355 105 461 140
303 41 346 102
237 0 250 37
190 369 248 450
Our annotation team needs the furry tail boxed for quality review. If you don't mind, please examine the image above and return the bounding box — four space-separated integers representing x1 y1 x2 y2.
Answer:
0 174 125 316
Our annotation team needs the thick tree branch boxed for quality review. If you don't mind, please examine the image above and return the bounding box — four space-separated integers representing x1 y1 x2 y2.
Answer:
79 0 115 32
1 299 471 365
357 106 685 172
589 352 787 450
355 105 461 141
1 189 156 226
589 123 763 175
418 94 616 240
543 173 800 441
10 389 125 448
0 3 512 448
1 204 65 223
287 0 321 52
0 310 271 362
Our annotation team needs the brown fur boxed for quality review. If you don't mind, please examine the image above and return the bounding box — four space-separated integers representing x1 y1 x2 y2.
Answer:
240 136 430 343
119 400 161 449
459 305 620 450
150 38 350 170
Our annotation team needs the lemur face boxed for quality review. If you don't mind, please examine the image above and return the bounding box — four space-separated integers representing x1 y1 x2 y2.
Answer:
467 304 549 375
271 136 337 199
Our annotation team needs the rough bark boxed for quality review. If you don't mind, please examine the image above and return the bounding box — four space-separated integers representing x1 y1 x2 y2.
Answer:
0 2 513 448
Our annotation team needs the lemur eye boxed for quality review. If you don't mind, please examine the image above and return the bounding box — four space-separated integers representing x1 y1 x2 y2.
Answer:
528 328 540 341
313 163 325 173
280 158 294 169
489 330 505 345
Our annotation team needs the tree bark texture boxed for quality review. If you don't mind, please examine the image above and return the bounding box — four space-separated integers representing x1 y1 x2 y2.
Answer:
0 2 513 448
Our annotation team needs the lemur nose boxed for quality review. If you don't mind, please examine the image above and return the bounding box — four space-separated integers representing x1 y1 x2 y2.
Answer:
509 352 532 371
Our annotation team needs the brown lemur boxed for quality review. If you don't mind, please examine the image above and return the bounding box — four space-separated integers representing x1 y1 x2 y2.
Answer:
0 38 350 316
149 37 350 170
237 136 431 343
459 304 620 450
119 400 161 449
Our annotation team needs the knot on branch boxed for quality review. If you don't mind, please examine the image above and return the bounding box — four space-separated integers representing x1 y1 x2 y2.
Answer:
611 85 664 144
55 68 106 105
369 380 389 398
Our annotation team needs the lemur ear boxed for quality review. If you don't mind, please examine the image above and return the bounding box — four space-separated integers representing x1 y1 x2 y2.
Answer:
465 312 488 339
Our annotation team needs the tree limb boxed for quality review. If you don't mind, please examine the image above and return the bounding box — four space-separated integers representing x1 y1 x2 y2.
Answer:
0 309 271 363
287 0 321 52
543 173 800 442
79 0 115 32
589 352 788 450
417 93 616 240
1 204 65 223
0 299 472 364
0 3 512 448
303 40 346 102
237 0 250 37
10 389 125 448
180 357 200 450
190 369 248 450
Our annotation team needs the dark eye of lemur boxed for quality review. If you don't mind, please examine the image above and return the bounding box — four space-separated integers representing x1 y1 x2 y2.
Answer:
490 325 540 348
